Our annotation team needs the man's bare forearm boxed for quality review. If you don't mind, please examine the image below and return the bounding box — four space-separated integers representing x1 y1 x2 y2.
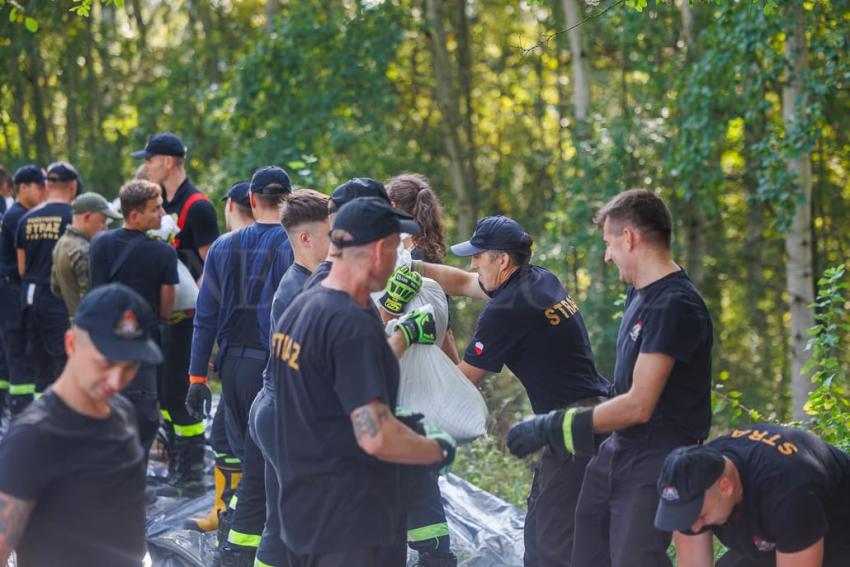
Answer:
0 491 34 562
351 402 442 465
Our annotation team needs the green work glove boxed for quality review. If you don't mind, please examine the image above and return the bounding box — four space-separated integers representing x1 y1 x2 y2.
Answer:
394 305 437 346
507 407 596 458
396 406 426 435
425 424 456 475
379 264 423 315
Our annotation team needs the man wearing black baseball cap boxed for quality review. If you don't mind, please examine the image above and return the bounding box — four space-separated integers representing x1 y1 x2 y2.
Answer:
267 197 454 566
302 177 391 290
0 283 159 566
134 132 219 492
401 215 610 566
0 166 46 421
186 166 294 558
222 180 253 231
656 424 850 567
14 161 80 413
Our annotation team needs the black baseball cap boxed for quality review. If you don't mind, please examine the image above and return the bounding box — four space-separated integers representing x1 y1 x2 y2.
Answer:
654 445 726 533
451 215 529 257
13 164 45 186
222 181 251 208
331 197 420 248
74 284 162 365
47 161 80 183
328 178 390 214
131 132 186 159
250 166 292 195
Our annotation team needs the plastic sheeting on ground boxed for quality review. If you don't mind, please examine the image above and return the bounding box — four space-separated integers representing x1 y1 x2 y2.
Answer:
146 473 525 566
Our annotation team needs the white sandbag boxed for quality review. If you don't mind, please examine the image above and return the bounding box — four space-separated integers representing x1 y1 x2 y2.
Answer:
398 278 488 444
173 259 199 310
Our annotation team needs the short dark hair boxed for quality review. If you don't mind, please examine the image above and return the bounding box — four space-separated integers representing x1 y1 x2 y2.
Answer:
280 189 329 230
252 192 286 210
119 179 161 218
594 189 672 248
490 233 534 267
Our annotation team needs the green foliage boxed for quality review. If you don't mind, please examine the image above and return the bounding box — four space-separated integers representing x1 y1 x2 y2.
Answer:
453 434 531 509
803 265 850 449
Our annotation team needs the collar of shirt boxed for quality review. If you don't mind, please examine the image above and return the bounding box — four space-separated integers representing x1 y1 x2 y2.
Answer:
65 226 90 242
485 265 529 299
164 177 193 209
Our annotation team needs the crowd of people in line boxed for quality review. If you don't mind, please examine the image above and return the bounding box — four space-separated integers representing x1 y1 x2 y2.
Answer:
0 131 848 567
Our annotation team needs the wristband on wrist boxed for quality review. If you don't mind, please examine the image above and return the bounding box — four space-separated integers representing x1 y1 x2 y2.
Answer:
410 260 425 275
189 375 208 385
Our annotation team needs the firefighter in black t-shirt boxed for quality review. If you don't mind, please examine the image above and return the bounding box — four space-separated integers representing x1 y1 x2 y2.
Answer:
268 198 454 566
0 284 161 567
507 190 713 567
403 215 610 566
132 132 219 493
15 162 79 413
655 424 850 567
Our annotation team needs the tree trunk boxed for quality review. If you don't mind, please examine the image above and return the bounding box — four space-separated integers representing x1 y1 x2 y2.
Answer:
782 3 815 421
425 0 477 235
562 0 590 122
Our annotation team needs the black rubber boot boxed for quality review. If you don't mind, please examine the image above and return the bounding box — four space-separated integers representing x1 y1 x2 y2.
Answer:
416 552 458 567
168 434 206 497
219 544 256 567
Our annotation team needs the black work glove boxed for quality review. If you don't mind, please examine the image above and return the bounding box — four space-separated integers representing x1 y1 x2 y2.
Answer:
185 379 212 420
507 407 596 458
396 406 427 436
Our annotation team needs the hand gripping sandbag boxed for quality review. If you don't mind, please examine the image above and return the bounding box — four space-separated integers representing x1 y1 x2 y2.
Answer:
398 278 488 444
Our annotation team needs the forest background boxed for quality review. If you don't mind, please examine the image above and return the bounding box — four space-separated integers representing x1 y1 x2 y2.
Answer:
2 0 849 506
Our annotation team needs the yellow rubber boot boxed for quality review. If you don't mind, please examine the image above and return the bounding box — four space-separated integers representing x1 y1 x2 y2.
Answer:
185 464 242 531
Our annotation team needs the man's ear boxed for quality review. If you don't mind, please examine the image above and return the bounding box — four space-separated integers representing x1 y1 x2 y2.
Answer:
64 329 77 357
299 230 310 247
623 226 636 251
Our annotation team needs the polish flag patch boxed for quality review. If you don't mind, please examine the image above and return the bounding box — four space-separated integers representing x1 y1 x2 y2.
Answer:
474 341 485 356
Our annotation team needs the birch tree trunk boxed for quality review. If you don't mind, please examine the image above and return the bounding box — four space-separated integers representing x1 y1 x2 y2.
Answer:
562 0 590 122
783 4 815 420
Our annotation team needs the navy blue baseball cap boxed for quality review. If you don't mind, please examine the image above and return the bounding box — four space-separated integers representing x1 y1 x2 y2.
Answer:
47 161 80 183
222 181 251 208
131 132 186 159
331 197 419 248
654 445 726 533
250 166 292 195
328 178 390 213
451 215 530 257
74 284 162 365
13 164 45 186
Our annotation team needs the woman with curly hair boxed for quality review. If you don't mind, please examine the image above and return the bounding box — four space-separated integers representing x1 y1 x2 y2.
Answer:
386 173 460 363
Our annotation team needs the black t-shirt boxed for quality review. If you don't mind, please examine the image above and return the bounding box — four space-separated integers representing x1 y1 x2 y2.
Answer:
270 262 311 334
270 285 402 554
302 259 331 291
163 178 219 280
614 269 713 441
705 425 850 559
0 390 146 566
89 228 179 315
0 202 27 279
15 202 72 286
463 265 610 414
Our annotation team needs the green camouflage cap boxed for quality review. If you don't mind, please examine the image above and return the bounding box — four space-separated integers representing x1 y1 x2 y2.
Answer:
72 192 122 220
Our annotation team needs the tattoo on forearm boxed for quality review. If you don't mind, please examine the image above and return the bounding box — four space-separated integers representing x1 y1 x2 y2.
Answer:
0 492 34 557
352 404 389 440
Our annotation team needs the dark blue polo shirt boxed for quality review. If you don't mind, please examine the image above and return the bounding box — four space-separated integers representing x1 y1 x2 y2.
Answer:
15 202 72 286
463 265 610 414
270 263 311 335
189 223 293 377
614 269 713 441
0 202 27 280
270 285 402 554
700 425 850 559
302 259 331 291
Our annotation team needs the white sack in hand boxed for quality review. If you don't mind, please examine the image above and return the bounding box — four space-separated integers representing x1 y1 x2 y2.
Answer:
398 278 488 444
